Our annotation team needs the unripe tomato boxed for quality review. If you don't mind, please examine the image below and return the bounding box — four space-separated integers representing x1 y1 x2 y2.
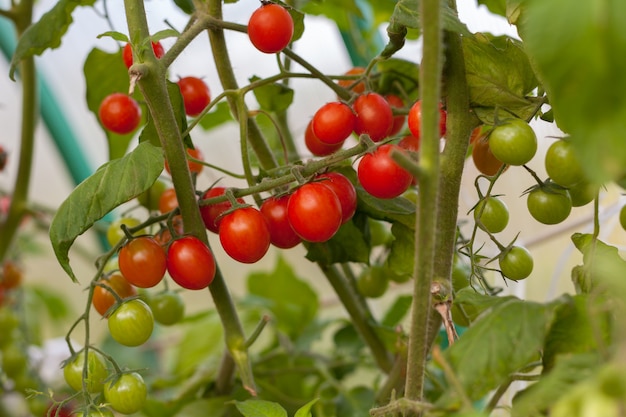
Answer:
219 207 271 264
104 372 147 415
568 181 599 207
167 236 216 289
527 185 572 225
118 237 166 288
357 144 413 199
1 343 27 378
304 119 343 157
137 179 167 211
357 265 389 298
488 118 537 166
545 138 585 187
108 299 154 347
473 196 509 234
407 100 446 139
499 246 533 280
353 93 394 142
287 182 343 243
247 3 294 53
311 102 356 145
316 172 357 224
260 195 301 249
200 187 245 233
98 93 141 135
122 41 164 68
92 273 137 317
63 350 108 393
177 76 211 116
148 291 185 326
106 217 142 247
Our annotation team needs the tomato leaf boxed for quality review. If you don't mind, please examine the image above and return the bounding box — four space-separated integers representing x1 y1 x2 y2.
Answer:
519 0 626 182
97 31 129 42
375 58 420 98
9 0 96 80
84 47 147 160
250 76 294 113
355 187 415 229
198 101 234 130
304 216 370 265
381 295 412 327
234 399 288 417
476 0 506 17
49 142 164 282
387 0 470 34
170 312 224 378
294 398 319 417
247 256 319 340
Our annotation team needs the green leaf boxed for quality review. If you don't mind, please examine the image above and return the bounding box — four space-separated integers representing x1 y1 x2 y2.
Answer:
84 47 145 159
250 76 294 113
171 311 224 378
375 58 420 98
173 0 195 14
436 296 563 407
28 285 72 321
520 0 626 182
9 0 96 79
571 233 626 294
247 256 319 339
49 142 164 281
151 29 180 43
386 223 415 277
453 287 516 323
381 295 412 327
294 398 319 417
477 0 506 17
305 217 370 265
234 400 287 417
356 186 415 229
388 0 470 34
199 101 234 130
463 33 540 124
97 31 129 43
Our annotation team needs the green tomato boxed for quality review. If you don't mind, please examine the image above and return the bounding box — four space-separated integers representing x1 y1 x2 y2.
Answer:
499 246 533 280
488 118 537 166
108 299 154 347
148 291 185 326
473 196 509 234
545 139 585 187
106 217 142 247
137 179 167 211
357 265 389 298
568 180 599 207
104 372 147 415
368 219 392 247
527 186 572 225
63 349 108 393
451 258 471 292
1 343 27 378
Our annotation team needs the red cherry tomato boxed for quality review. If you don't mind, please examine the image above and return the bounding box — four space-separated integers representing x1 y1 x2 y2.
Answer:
311 102 356 145
167 236 216 290
165 147 204 175
200 187 245 233
247 3 294 53
177 77 211 116
398 134 420 153
98 93 141 135
304 119 343 157
219 207 271 263
287 182 342 242
122 41 164 68
407 100 446 139
260 195 301 249
315 172 357 224
337 67 366 94
119 236 167 288
353 93 394 142
358 144 413 199
385 94 406 137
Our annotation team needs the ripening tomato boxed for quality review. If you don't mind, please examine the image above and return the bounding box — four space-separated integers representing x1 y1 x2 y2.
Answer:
471 132 505 177
385 94 406 137
200 187 245 233
118 236 167 288
407 100 446 139
311 102 356 145
122 41 164 68
63 349 108 393
353 93 394 142
488 118 537 166
98 93 141 135
357 144 413 199
166 236 216 290
158 188 179 214
499 246 533 280
337 67 366 94
260 195 301 249
304 119 343 157
165 147 204 175
177 77 211 117
247 3 294 53
219 207 271 263
287 182 343 242
316 172 357 224
104 372 147 415
92 273 137 317
1 260 22 290
108 299 154 347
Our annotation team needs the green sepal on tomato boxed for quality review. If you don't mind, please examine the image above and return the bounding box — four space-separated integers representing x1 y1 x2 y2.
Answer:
526 182 572 225
107 299 154 347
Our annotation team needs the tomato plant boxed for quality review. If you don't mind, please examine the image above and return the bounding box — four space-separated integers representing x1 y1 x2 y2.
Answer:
303 119 343 156
526 184 572 225
385 94 406 136
219 207 271 264
158 187 179 214
103 372 147 415
98 93 141 135
147 290 185 325
106 217 142 247
107 299 154 347
499 246 534 280
315 172 357 224
353 92 394 142
118 236 167 288
311 102 356 145
247 3 294 54
260 195 301 249
488 119 537 166
337 67 366 94
63 349 108 393
287 182 342 242
200 187 245 233
473 196 509 234
176 76 211 117
356 265 390 298
92 273 137 317
122 41 164 68
165 146 204 175
357 144 413 199
407 100 446 139
471 128 506 176
166 236 216 289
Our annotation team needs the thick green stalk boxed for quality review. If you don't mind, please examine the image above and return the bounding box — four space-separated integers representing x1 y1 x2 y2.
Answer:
404 0 443 406
123 0 255 395
0 1 36 263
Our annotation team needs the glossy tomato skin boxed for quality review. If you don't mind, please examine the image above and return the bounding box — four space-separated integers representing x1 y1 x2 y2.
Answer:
473 196 509 234
470 127 506 176
499 246 533 280
358 144 413 199
98 93 141 135
92 273 137 317
122 41 164 68
118 237 166 288
488 118 537 166
357 265 390 298
165 147 204 175
311 102 356 145
304 119 343 157
219 207 271 263
200 187 245 233
108 299 154 347
166 236 216 289
177 77 211 116
337 67 366 94
137 179 166 211
385 94 406 137
407 100 446 139
158 188 178 214
247 3 294 53
148 291 185 325
353 93 394 142
106 217 142 247
63 350 108 393
104 372 147 415
526 186 572 225
316 172 357 224
287 182 343 242
545 139 585 187
260 195 301 249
